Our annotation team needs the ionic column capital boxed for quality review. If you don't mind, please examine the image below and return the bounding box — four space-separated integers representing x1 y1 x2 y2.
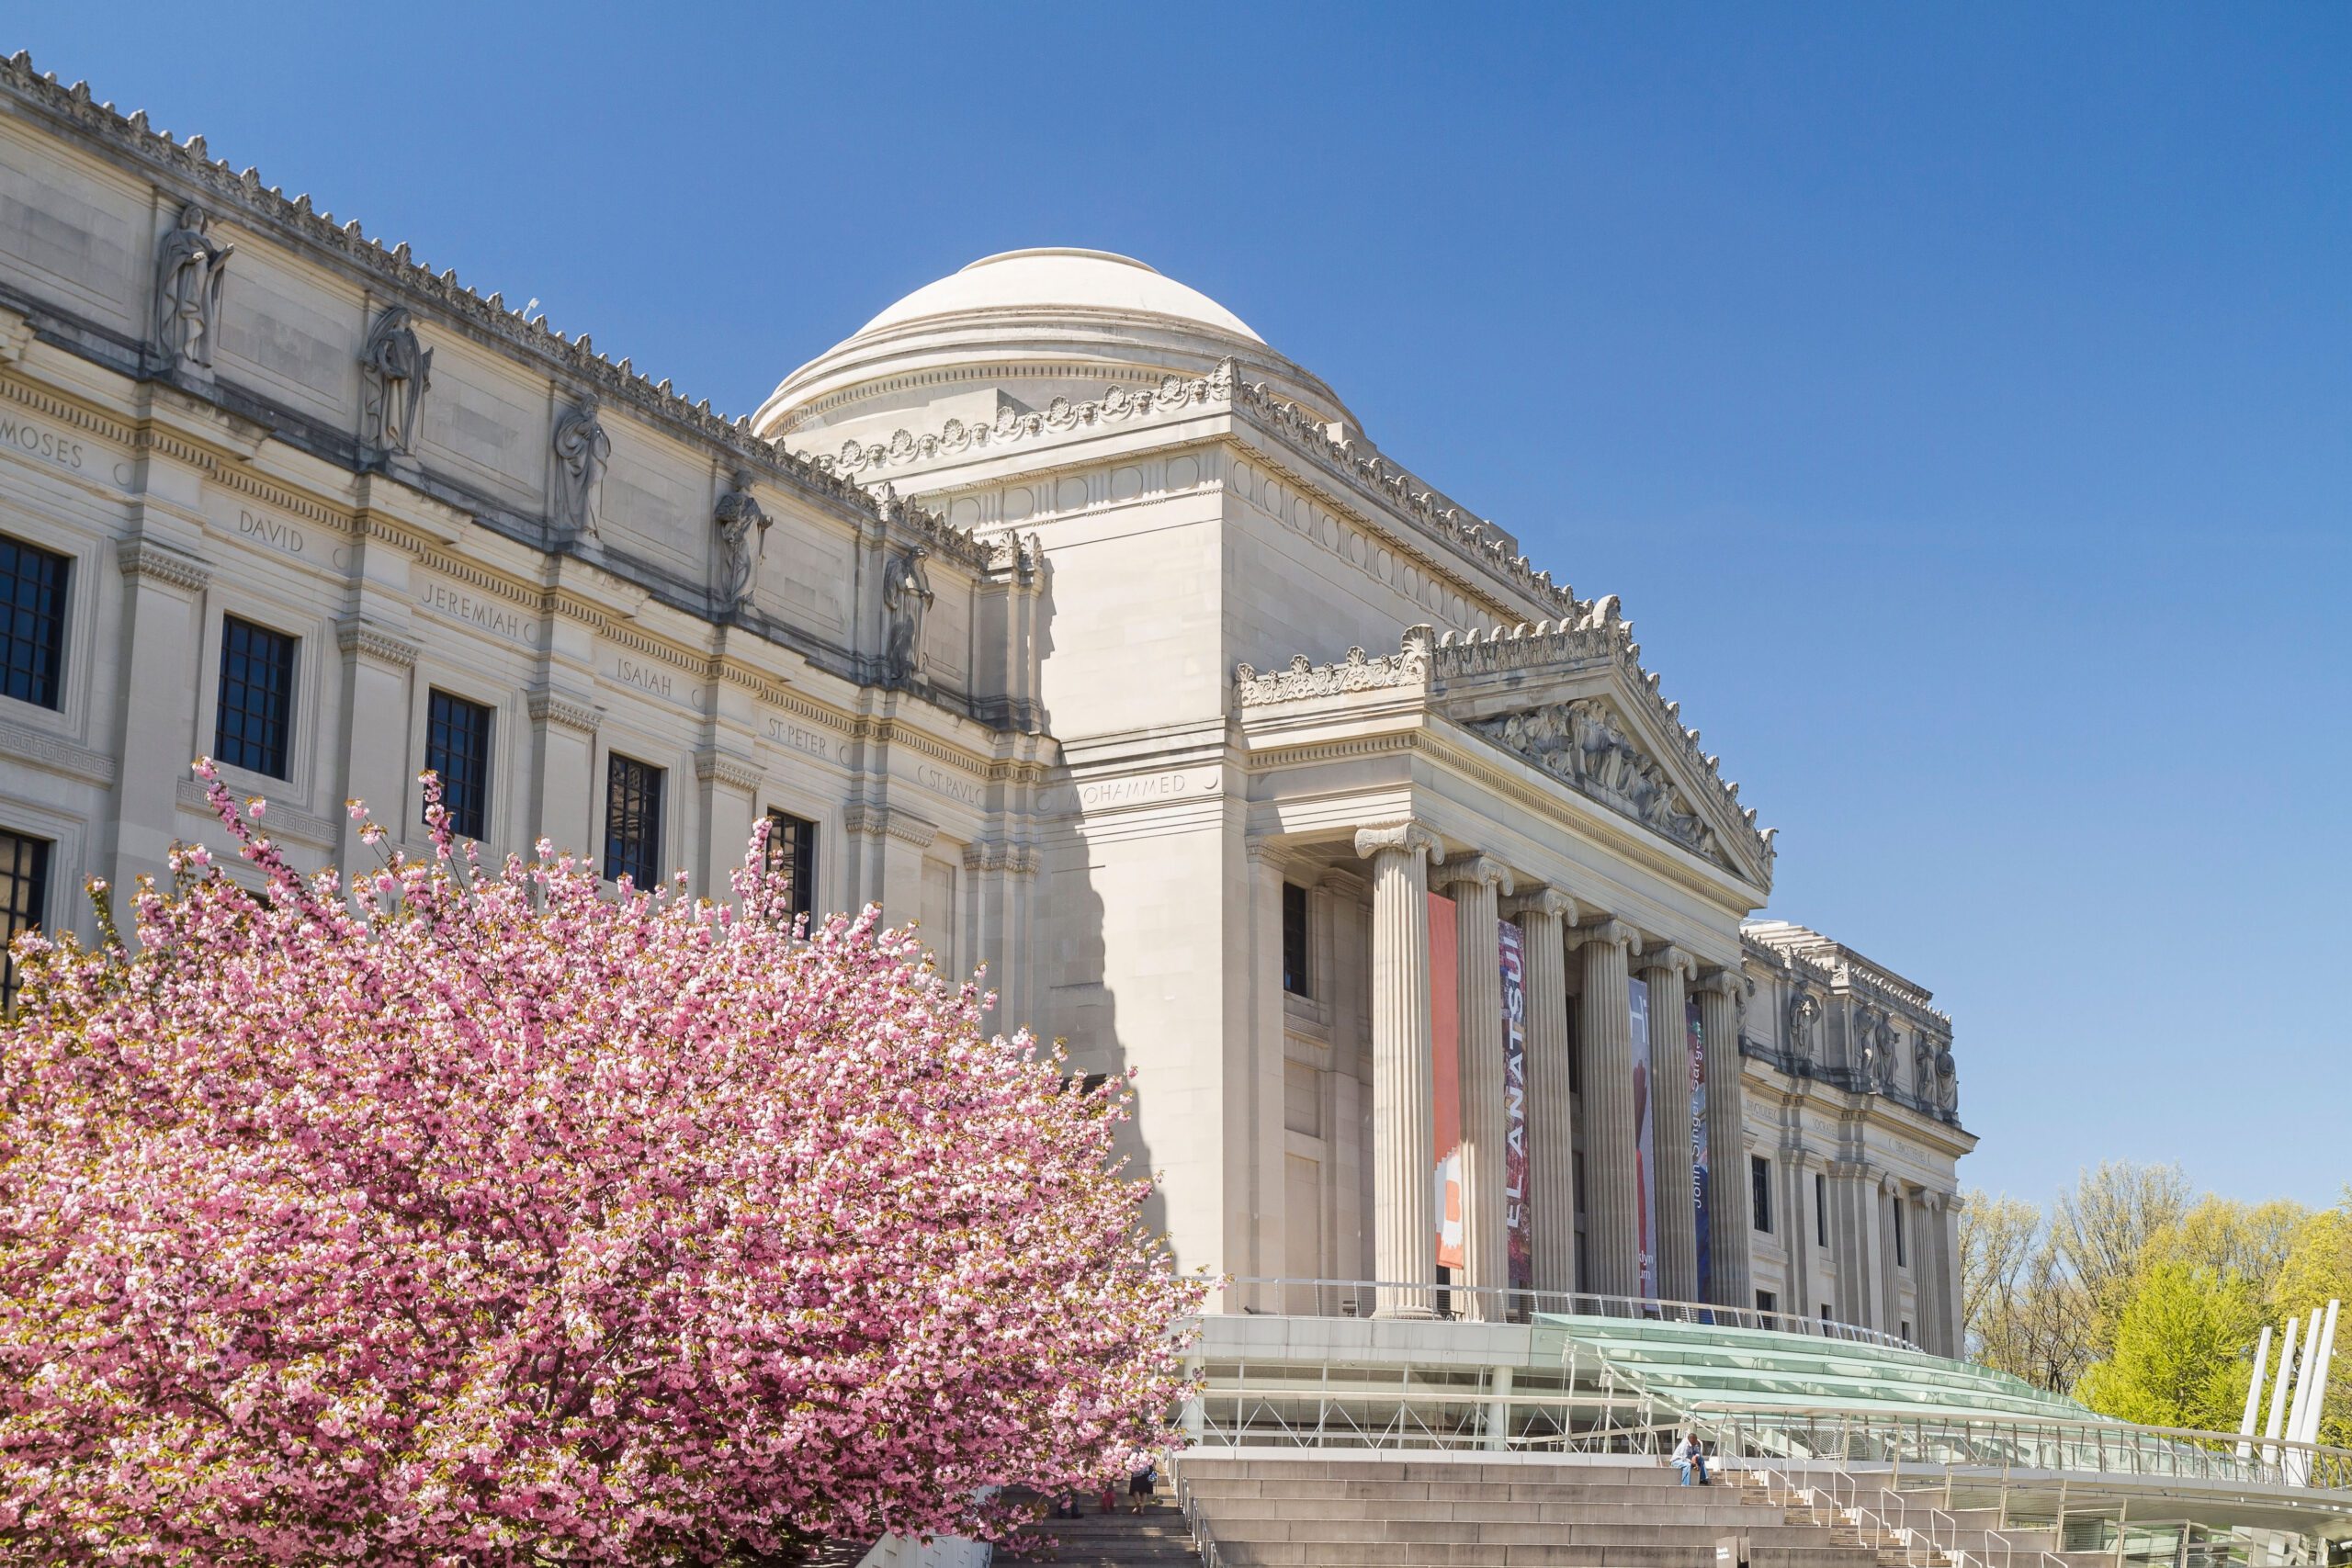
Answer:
1503 886 1578 925
1354 820 1444 864
1634 942 1696 983
1432 852 1513 897
1693 966 1746 1001
1574 917 1640 953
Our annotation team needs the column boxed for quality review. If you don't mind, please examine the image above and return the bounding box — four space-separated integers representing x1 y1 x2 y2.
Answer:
694 750 761 899
1437 855 1511 1321
1356 821 1442 1319
1937 1192 1964 1357
526 689 602 861
1505 888 1577 1310
1637 943 1698 1305
107 541 210 897
1694 968 1755 1312
1575 918 1641 1302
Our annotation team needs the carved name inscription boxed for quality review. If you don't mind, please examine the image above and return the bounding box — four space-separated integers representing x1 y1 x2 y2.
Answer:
614 654 677 702
0 414 86 471
236 507 308 556
765 716 843 763
416 578 540 647
915 762 982 807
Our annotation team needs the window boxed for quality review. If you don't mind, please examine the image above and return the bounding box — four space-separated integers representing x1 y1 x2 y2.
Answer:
1750 1155 1773 1234
1756 1290 1778 1318
424 690 492 840
763 808 818 919
1815 1172 1829 1247
1901 1319 1913 1344
1893 1196 1908 1268
215 617 297 778
0 829 50 1012
1282 882 1310 997
0 536 69 710
1820 1303 1834 1325
603 753 663 886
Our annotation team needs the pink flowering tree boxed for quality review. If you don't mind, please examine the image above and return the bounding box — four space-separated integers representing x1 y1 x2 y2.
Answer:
0 764 1202 1565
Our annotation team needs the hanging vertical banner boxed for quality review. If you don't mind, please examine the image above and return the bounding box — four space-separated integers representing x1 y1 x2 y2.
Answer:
1428 891 1463 1272
1498 919 1532 1293
1630 974 1656 1302
1689 997 1711 1307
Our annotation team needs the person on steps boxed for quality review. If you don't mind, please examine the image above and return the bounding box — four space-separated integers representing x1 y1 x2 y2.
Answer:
1128 1458 1159 1514
1673 1431 1711 1486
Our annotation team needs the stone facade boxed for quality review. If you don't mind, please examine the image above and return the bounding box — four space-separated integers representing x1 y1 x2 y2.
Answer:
0 58 1969 1352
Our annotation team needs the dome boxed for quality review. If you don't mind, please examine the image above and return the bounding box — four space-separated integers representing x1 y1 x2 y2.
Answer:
754 248 1352 444
854 248 1265 345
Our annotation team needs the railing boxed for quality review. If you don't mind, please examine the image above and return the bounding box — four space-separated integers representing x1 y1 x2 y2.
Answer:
1170 1468 1222 1568
1699 1403 2352 1495
1749 1464 2069 1568
1208 1276 1923 1351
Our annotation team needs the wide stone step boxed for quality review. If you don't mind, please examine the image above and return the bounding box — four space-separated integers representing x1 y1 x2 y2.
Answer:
1195 1498 1782 1527
1211 1545 1877 1568
1204 1519 1877 1548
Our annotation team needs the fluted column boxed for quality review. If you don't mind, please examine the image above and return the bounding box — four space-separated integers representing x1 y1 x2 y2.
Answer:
1694 968 1755 1312
1576 919 1642 1301
1437 855 1512 1320
1356 821 1442 1319
1505 887 1578 1311
1637 943 1699 1304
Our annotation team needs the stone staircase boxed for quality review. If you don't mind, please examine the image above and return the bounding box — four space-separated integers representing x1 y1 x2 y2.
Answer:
1730 1471 2108 1568
1002 1495 1202 1568
1172 1454 1904 1568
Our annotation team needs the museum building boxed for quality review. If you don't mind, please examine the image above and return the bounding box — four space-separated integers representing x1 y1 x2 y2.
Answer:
0 58 1971 1351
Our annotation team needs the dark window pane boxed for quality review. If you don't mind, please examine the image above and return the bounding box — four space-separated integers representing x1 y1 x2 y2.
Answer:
1815 1172 1829 1247
0 829 51 1012
0 536 69 710
424 690 493 840
604 754 663 886
1282 882 1310 997
763 809 818 919
215 616 296 778
1750 1155 1773 1235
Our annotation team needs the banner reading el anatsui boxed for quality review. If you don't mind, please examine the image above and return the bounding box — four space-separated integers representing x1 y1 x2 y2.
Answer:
1629 974 1656 1301
1498 920 1532 1292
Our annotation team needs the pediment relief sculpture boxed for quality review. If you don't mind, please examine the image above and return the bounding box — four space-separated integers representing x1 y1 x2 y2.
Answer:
1470 698 1721 863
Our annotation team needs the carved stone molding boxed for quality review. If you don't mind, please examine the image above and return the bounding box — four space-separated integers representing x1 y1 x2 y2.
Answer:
1352 820 1442 864
0 716 119 786
118 538 211 593
1573 917 1640 953
526 689 602 736
1432 852 1512 897
1634 942 1696 983
1501 886 1577 925
693 750 763 795
335 618 419 669
811 360 1237 479
843 802 937 849
963 840 1038 875
1237 626 1431 705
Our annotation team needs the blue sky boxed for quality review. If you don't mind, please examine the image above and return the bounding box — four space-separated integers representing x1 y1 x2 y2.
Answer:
16 6 2347 1208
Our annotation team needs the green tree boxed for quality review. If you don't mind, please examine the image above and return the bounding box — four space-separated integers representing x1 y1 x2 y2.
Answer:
2270 1197 2352 1448
2077 1260 2263 1431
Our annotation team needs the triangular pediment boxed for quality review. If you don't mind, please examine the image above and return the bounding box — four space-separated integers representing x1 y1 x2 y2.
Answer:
1425 618 1775 889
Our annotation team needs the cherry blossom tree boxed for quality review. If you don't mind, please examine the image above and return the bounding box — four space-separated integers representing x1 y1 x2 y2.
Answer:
0 763 1200 1565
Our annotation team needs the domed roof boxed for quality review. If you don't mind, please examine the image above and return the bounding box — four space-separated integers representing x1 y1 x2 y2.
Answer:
854 248 1265 344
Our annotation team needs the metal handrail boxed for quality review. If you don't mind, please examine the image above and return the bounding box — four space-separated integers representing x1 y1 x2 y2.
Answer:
1699 1402 2352 1495
1208 1276 1923 1351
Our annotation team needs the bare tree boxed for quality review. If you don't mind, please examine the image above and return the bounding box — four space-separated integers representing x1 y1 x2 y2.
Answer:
1961 1190 2096 1392
2054 1161 2191 1357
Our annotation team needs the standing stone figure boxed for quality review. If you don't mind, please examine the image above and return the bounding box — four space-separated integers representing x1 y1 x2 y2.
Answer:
153 202 233 372
551 394 611 539
360 306 433 458
883 544 933 684
713 468 771 612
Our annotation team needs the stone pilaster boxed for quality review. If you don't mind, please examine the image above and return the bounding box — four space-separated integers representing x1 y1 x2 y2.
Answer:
1694 967 1755 1312
1575 917 1641 1301
107 539 210 897
1636 942 1698 1304
1505 887 1577 1309
334 617 420 864
1356 821 1442 1319
1436 853 1511 1320
1882 1176 1905 1337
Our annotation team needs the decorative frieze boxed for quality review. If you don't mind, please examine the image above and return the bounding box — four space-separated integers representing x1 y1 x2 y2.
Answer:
812 362 1236 479
1473 697 1724 864
1235 627 1431 705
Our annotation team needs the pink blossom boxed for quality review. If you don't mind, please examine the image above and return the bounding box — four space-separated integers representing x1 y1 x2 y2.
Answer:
0 764 1203 1564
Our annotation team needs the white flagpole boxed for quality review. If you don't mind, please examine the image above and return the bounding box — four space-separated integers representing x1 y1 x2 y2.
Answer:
2280 1308 2324 1474
2295 1301 2339 1448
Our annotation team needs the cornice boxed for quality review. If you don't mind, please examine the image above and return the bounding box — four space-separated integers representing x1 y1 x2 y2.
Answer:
335 618 419 669
693 750 763 795
526 690 603 737
118 538 210 592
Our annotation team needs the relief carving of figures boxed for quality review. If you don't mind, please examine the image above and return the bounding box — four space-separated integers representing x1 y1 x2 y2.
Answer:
551 394 611 538
360 306 432 458
1852 1003 1884 1084
713 468 771 612
1784 988 1820 1064
1471 696 1720 861
883 543 933 685
1872 1017 1900 1091
153 202 232 372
